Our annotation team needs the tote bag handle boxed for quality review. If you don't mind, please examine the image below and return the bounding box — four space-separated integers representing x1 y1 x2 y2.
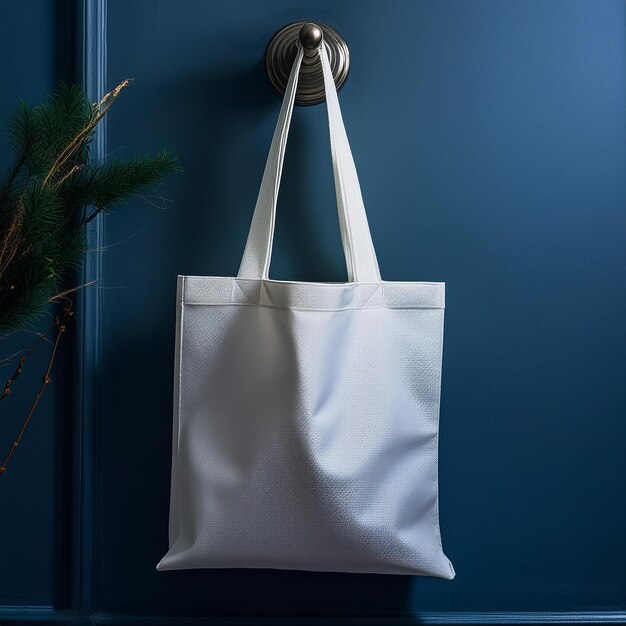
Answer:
237 43 381 283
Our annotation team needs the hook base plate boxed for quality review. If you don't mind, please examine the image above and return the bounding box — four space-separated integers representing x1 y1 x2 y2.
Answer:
265 22 350 106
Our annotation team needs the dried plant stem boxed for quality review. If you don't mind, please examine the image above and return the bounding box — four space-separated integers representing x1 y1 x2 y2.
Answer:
0 302 73 475
43 79 131 188
49 279 96 302
0 198 25 279
0 283 85 399
0 319 57 402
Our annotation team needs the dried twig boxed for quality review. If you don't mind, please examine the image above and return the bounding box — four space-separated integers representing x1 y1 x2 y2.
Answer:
43 79 132 188
49 279 96 302
0 198 25 279
0 317 58 403
0 302 73 475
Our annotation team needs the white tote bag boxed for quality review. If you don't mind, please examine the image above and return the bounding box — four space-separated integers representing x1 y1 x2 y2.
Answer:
158 43 455 579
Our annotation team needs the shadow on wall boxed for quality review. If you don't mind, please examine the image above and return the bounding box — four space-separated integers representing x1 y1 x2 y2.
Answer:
101 322 423 617
162 57 355 282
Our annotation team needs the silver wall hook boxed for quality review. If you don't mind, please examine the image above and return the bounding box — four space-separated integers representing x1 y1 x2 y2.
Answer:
299 22 323 53
265 21 350 106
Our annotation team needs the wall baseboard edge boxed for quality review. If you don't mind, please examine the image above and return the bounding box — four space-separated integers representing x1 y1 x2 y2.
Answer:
1 607 625 625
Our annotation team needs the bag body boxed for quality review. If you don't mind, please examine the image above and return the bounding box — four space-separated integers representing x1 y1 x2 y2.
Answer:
158 43 455 578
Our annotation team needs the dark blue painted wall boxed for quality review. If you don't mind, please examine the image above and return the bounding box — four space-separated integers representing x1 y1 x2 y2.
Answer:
1 0 625 621
0 0 75 609
99 0 626 615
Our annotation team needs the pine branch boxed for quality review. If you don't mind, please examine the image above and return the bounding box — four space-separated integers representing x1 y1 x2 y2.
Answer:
0 80 179 333
64 150 179 223
0 79 179 476
0 103 36 201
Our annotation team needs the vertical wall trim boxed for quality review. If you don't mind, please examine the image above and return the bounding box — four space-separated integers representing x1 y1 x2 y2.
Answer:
73 0 107 614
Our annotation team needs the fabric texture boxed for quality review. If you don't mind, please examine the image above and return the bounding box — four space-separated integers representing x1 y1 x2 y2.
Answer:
157 42 455 578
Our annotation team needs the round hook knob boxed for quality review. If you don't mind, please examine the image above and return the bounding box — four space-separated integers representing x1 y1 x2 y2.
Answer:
265 21 350 106
299 22 323 51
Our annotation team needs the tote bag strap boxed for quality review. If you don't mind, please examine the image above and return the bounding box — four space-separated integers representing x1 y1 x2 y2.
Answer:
237 42 381 283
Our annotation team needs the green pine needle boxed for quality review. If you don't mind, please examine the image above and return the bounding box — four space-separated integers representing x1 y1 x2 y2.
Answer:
0 81 178 334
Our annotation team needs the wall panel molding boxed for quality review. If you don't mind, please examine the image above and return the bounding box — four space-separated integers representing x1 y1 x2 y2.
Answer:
1 607 626 625
69 0 107 616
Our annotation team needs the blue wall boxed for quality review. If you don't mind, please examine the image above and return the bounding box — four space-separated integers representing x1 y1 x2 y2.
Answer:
1 0 625 622
0 0 75 609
